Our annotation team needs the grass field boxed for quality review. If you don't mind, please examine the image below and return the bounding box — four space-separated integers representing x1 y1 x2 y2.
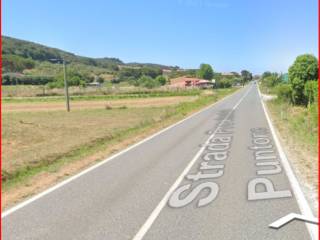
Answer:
2 96 198 112
2 84 201 99
2 87 237 208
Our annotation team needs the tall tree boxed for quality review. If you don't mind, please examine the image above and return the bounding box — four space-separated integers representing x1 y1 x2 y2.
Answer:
240 70 253 85
288 54 318 105
197 64 214 80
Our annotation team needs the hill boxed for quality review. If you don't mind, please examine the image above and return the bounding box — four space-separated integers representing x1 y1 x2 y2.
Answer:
1 36 179 86
2 36 123 71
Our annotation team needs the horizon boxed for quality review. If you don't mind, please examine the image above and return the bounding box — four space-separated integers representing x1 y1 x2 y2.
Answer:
3 0 318 74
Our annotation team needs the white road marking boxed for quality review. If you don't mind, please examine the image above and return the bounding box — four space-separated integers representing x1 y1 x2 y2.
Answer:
132 86 253 240
2 88 243 218
269 213 318 229
257 85 318 240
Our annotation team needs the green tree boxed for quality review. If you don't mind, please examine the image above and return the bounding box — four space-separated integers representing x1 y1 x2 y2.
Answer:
304 80 318 105
155 75 167 85
262 71 272 79
262 73 281 87
197 64 214 80
288 54 318 105
240 70 253 85
141 67 162 78
2 54 35 73
217 78 233 88
137 75 160 89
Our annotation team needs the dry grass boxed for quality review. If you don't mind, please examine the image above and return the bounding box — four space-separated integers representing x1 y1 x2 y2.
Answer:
2 107 168 176
266 100 318 214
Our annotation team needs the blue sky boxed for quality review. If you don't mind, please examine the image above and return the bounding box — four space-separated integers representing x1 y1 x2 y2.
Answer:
2 0 318 73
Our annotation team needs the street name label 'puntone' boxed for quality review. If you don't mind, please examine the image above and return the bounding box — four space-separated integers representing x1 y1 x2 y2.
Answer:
247 128 292 201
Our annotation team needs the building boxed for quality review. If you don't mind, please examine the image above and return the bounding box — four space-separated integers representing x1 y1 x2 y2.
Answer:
169 77 214 88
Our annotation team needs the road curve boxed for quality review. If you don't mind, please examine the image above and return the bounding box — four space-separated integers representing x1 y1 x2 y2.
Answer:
2 83 315 240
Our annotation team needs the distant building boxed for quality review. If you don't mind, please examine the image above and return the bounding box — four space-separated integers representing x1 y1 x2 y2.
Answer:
169 77 213 88
195 79 214 89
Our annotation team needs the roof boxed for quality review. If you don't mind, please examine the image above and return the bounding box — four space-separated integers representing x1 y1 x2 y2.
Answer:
170 77 206 84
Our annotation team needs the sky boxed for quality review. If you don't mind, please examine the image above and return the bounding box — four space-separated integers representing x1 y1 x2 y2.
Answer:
2 0 318 73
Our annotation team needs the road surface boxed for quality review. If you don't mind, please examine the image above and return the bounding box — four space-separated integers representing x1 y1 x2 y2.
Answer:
2 83 317 239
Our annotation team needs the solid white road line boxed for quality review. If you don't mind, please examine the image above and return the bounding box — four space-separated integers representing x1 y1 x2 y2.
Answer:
2 87 244 218
257 85 318 240
132 86 253 240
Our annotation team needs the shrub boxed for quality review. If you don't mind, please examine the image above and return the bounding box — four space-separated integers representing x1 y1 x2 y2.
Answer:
217 78 233 88
262 74 281 88
2 74 54 85
304 80 318 105
155 75 167 86
276 84 292 102
291 77 306 105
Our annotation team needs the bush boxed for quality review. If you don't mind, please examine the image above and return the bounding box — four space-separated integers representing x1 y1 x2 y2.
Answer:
137 75 160 89
2 74 54 85
262 74 281 88
291 77 306 105
304 80 318 105
2 54 35 73
217 78 233 88
155 75 167 85
276 84 292 102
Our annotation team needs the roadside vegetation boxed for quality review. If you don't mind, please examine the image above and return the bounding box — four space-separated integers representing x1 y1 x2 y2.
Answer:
259 54 318 205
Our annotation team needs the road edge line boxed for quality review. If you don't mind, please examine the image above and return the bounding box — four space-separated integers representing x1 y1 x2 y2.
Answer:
257 85 318 240
2 87 243 218
131 86 252 240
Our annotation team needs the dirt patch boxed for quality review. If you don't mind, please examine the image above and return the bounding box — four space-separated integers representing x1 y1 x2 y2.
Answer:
2 96 198 112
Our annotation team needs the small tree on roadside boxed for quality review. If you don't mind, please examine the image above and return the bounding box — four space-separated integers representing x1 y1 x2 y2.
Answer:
288 54 318 105
197 63 214 80
240 70 252 86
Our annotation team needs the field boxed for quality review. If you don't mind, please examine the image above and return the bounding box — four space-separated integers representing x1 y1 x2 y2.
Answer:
2 87 237 209
1 84 200 98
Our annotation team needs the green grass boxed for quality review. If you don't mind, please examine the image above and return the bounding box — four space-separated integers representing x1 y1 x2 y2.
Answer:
2 88 201 103
267 99 318 151
2 88 237 191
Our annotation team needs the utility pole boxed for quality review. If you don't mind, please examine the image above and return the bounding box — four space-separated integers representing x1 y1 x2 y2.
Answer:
63 59 70 112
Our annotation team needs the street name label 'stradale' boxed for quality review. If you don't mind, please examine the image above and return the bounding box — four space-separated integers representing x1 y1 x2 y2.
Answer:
168 119 234 208
248 128 292 201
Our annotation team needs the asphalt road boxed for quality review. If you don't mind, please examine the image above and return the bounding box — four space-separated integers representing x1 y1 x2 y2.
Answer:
2 83 316 239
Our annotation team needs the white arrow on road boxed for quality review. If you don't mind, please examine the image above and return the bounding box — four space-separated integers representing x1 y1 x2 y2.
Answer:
269 213 318 229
